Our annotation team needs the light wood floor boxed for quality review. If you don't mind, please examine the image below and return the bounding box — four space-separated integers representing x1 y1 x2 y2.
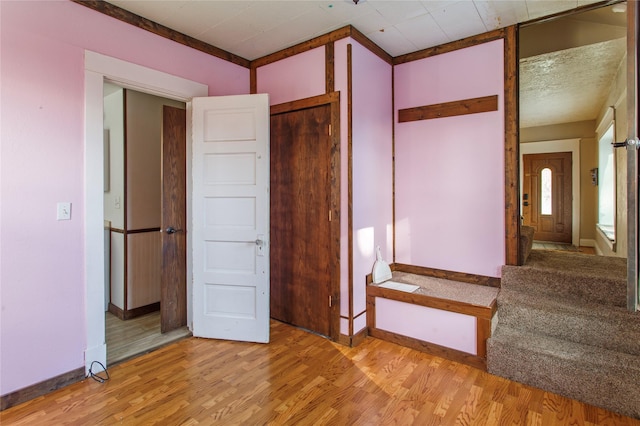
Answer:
2 320 638 425
106 311 191 366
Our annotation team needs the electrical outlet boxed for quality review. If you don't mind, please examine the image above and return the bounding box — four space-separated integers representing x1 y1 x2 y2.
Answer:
57 202 71 220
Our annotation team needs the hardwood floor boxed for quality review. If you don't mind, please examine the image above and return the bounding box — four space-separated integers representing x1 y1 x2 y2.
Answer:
106 311 191 366
2 320 638 425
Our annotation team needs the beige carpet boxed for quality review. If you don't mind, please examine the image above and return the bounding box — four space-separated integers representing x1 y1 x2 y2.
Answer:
487 250 640 419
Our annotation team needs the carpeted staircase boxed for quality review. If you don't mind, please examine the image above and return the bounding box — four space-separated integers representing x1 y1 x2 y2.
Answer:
487 250 640 419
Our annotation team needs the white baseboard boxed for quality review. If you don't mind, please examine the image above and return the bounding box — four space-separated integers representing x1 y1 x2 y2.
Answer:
84 343 107 376
579 239 596 248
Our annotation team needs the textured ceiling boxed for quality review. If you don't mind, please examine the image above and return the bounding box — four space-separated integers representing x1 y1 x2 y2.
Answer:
520 38 626 128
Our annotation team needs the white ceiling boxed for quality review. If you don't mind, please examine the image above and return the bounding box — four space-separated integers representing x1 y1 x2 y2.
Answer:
105 0 627 129
107 0 603 60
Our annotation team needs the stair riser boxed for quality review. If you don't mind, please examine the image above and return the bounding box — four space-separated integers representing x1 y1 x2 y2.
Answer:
487 339 640 419
496 301 640 356
501 266 626 307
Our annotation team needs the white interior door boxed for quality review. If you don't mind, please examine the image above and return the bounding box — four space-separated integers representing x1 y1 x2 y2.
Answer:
191 94 270 342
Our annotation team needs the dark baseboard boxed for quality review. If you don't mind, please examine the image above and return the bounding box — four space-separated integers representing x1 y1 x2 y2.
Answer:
109 302 160 320
337 328 369 348
369 327 487 371
1 367 85 411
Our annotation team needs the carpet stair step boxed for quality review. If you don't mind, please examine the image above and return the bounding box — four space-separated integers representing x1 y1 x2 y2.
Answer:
496 288 640 355
501 251 626 307
487 326 640 419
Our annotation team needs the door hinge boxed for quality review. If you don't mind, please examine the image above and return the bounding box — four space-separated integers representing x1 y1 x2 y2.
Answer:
329 210 332 222
328 124 332 136
329 295 332 307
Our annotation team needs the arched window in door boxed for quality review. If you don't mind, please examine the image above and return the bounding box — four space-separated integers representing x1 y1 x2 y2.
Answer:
541 167 552 215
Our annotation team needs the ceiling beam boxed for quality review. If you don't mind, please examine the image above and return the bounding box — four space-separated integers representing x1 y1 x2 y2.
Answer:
71 0 251 69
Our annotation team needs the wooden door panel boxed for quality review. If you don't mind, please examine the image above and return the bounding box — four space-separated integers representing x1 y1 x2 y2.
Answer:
161 105 187 333
523 152 572 243
270 104 332 337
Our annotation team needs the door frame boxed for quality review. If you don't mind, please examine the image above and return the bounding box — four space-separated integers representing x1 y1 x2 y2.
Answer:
520 139 581 247
83 51 207 374
270 92 341 341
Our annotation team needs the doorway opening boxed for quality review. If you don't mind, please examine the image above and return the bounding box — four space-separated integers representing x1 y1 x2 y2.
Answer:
84 51 208 374
102 83 190 365
519 3 627 257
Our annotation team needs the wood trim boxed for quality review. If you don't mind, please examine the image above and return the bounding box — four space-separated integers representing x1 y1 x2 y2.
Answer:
476 317 492 359
337 327 368 348
350 26 393 65
337 334 352 346
108 302 125 320
347 44 354 338
520 0 620 28
393 28 506 65
325 42 335 94
504 25 520 266
393 263 501 288
250 66 257 94
398 95 498 123
270 92 339 116
329 93 342 341
70 0 250 68
127 227 161 234
369 327 486 370
109 301 160 321
367 284 495 320
0 367 85 411
123 89 129 312
351 327 368 347
392 66 396 262
252 26 351 69
270 92 342 341
110 228 125 234
353 309 366 320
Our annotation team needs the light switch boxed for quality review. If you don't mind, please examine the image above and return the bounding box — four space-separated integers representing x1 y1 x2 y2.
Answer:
57 202 71 220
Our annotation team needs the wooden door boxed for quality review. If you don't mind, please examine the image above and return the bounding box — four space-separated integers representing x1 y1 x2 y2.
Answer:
160 105 187 333
522 152 572 243
191 94 270 343
270 104 332 337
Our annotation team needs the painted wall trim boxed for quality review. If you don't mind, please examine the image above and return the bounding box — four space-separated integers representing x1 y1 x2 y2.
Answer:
84 50 207 376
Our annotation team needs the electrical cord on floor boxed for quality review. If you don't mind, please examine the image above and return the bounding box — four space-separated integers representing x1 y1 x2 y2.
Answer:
88 361 110 384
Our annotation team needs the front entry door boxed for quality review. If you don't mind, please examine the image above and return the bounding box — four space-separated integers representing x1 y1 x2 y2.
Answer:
161 105 187 333
191 94 270 343
270 103 332 337
523 152 573 243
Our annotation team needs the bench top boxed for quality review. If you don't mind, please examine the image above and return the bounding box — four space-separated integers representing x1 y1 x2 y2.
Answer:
375 271 499 308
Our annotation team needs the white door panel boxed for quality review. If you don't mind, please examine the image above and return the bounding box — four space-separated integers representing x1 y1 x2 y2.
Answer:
192 94 270 342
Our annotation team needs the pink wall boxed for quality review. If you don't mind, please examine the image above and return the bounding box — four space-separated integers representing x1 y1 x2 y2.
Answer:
0 1 248 396
256 47 325 105
394 40 505 278
350 43 393 334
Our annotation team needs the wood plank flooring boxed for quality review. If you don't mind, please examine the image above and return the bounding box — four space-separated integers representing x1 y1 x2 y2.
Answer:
2 320 638 425
106 311 191 366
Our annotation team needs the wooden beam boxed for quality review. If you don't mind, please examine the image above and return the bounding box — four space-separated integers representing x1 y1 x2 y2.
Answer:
252 26 352 69
71 0 251 68
398 95 499 123
503 25 520 266
393 28 506 65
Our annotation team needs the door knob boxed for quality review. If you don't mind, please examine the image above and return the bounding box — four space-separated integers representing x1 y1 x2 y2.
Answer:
166 226 182 234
